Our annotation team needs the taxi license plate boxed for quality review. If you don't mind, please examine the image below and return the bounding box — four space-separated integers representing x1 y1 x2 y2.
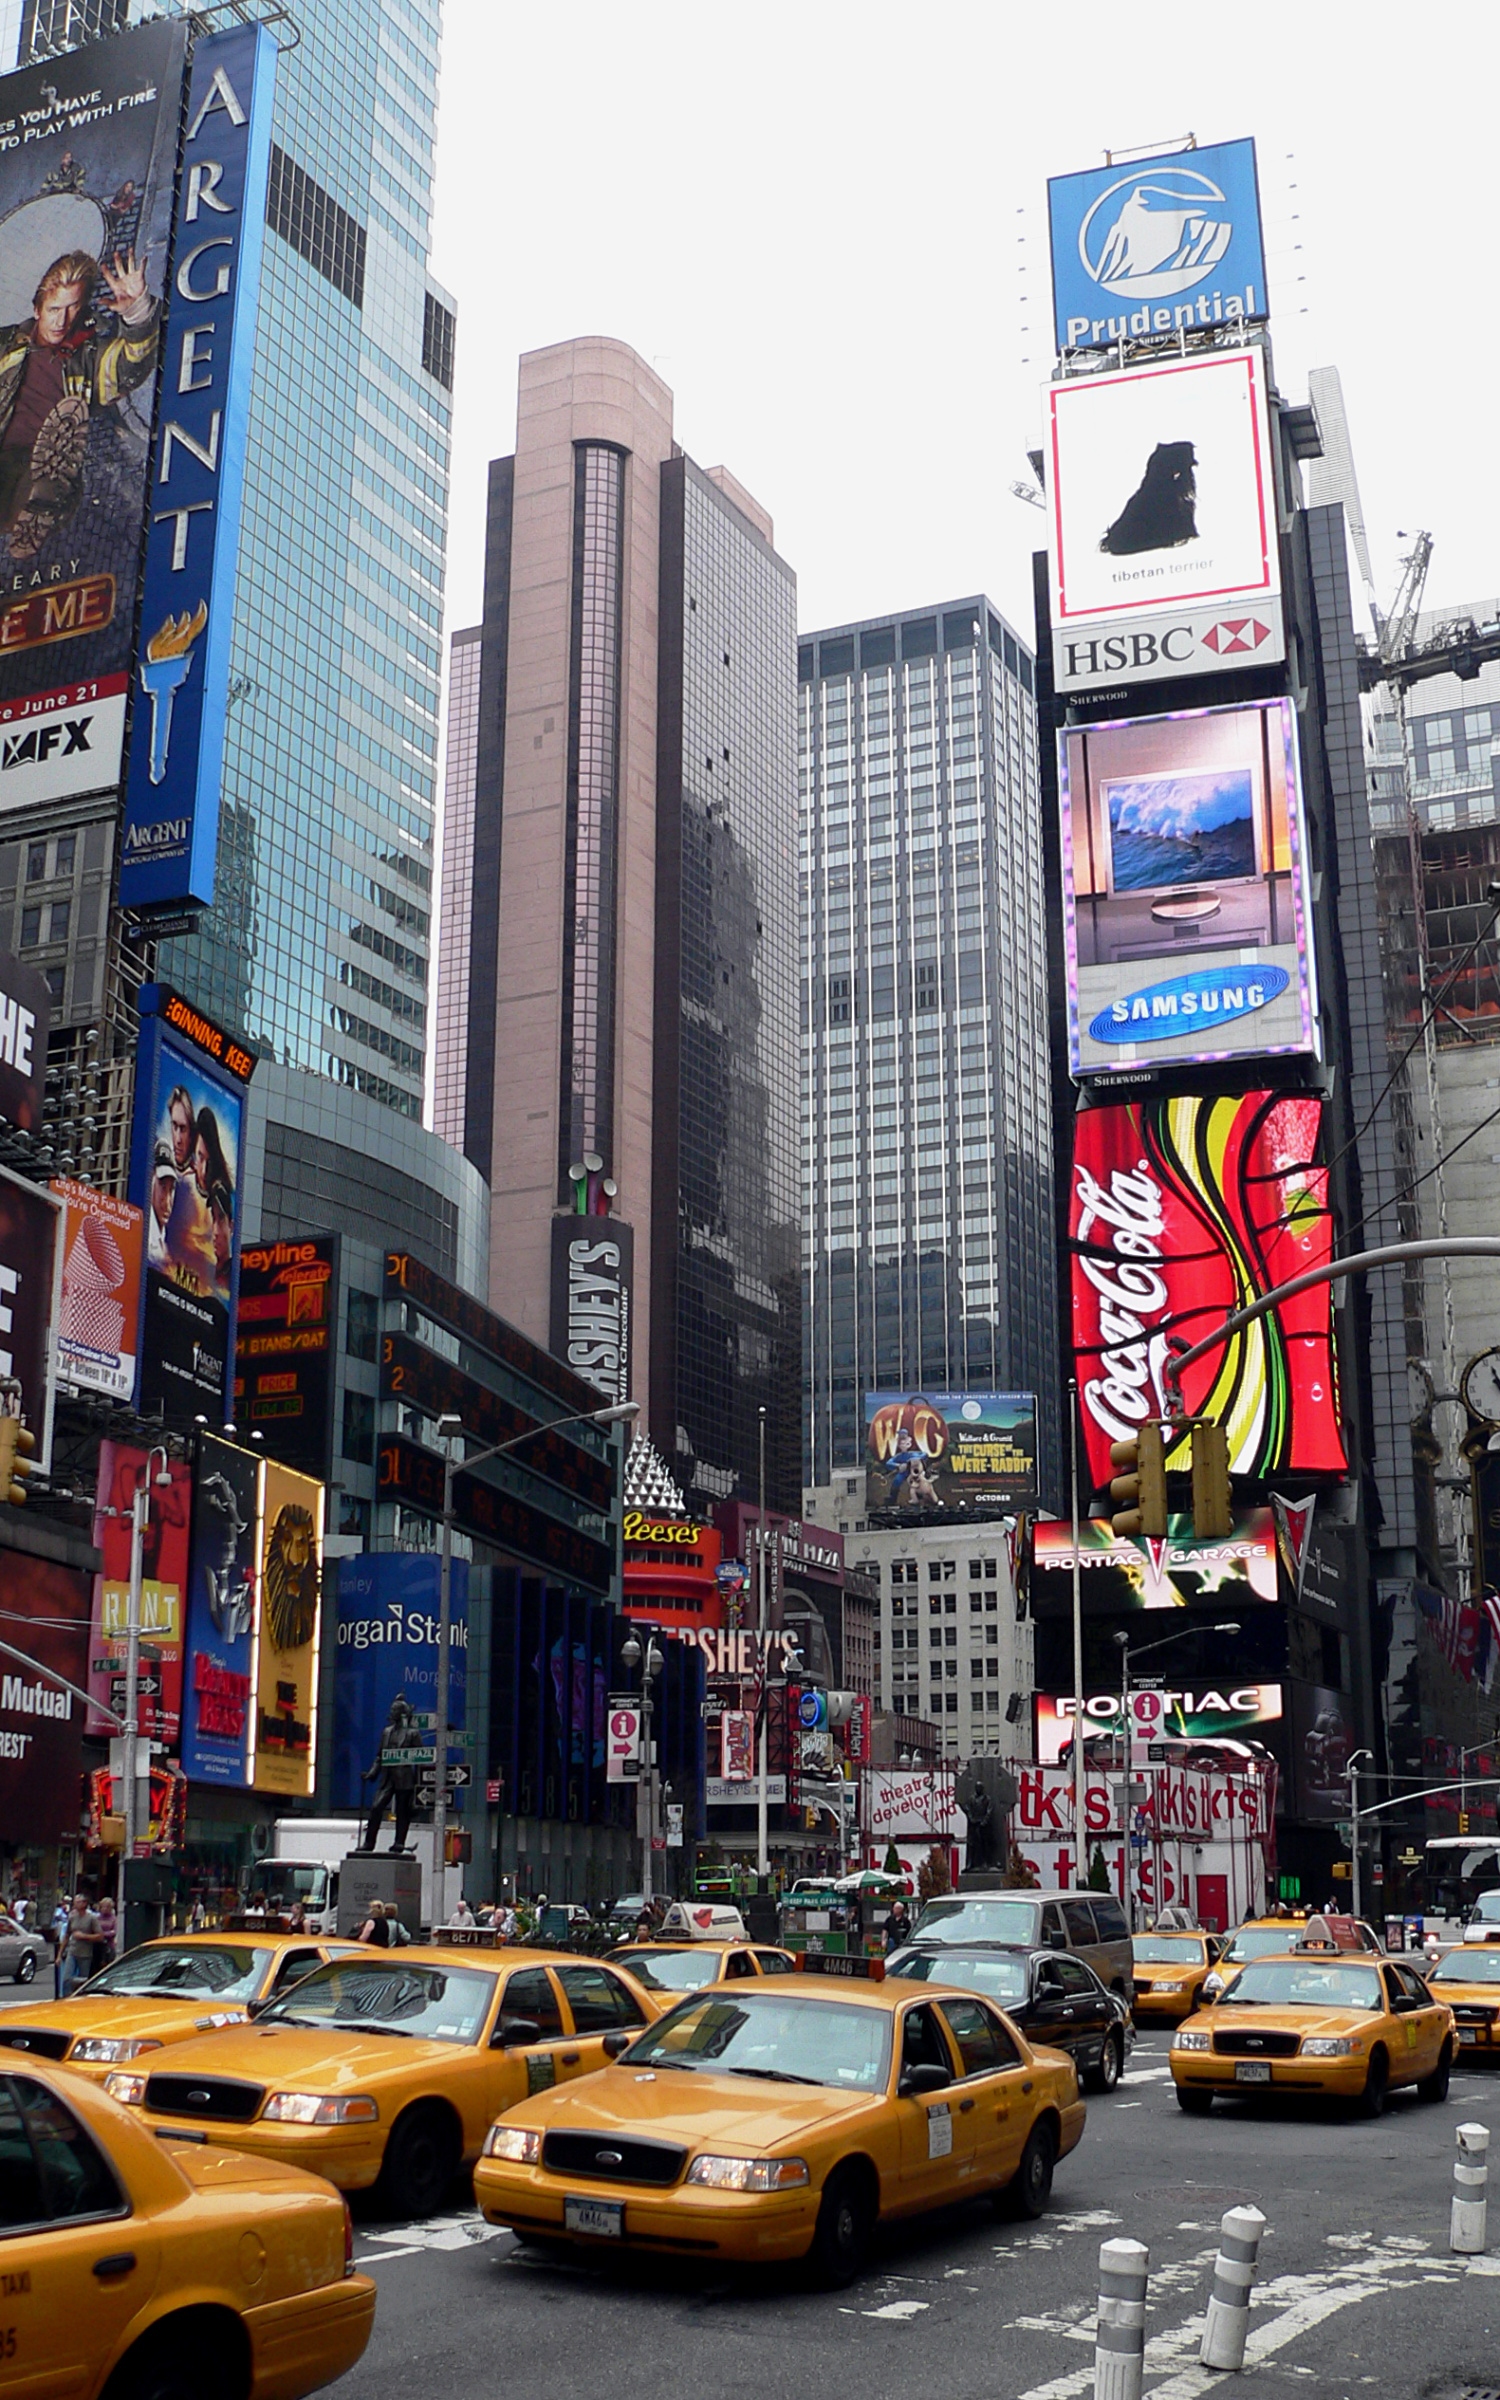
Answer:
564 2196 624 2239
1234 2061 1272 2084
1458 2028 1478 2045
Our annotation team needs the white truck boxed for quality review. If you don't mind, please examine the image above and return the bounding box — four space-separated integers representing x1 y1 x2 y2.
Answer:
240 1818 463 1935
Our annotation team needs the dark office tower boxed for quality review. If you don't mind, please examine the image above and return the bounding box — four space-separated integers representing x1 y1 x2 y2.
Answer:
798 604 1061 1499
446 339 801 1512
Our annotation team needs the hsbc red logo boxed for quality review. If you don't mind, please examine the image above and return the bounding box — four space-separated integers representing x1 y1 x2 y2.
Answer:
1201 617 1272 655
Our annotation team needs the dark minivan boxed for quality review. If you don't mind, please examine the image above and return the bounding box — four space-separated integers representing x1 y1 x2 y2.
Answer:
905 1891 1135 2003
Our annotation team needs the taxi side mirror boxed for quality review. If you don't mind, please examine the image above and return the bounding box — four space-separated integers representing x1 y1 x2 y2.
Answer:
899 2061 951 2099
601 2030 632 2059
493 2016 542 2048
245 1998 269 2020
1389 1993 1421 2015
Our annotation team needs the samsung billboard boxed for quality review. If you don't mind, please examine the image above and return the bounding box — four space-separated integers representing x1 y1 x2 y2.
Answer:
1047 349 1283 694
1059 696 1318 1079
1047 137 1267 356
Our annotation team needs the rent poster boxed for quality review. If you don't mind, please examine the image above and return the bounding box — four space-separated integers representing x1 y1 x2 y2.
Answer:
252 1458 323 1798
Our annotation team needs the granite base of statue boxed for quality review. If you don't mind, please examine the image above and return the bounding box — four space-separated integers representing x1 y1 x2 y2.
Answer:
955 1757 1020 1891
336 1851 422 1939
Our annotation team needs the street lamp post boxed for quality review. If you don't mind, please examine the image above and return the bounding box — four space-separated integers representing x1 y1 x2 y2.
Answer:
621 1630 664 1900
755 1405 770 1883
433 1399 637 1910
1347 1748 1374 1924
1111 1621 1241 1931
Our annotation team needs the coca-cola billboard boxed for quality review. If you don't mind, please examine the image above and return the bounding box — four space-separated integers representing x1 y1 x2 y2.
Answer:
1070 1090 1347 1494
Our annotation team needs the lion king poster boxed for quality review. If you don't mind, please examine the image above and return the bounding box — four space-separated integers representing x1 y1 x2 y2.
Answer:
252 1458 323 1797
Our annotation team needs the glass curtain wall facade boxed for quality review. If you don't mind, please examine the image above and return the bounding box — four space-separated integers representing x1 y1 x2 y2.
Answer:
132 0 456 1129
653 459 801 1511
560 444 626 1183
434 622 480 1146
799 602 1060 1501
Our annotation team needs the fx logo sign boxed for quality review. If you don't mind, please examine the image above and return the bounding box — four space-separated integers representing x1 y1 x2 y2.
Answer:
2 717 92 770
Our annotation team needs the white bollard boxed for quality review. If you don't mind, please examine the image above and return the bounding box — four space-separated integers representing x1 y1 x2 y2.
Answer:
1199 2203 1266 2370
1095 2237 1149 2400
1451 2121 1490 2255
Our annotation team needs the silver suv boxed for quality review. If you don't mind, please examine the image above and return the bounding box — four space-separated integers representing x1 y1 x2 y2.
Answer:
905 1890 1134 2003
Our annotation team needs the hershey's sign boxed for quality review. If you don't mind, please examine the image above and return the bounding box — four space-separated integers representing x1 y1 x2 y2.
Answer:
549 1213 633 1408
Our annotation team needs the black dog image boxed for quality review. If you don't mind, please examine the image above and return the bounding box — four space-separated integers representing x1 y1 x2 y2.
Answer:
1100 440 1197 555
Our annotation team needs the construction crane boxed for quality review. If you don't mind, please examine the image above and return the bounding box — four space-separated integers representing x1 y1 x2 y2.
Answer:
1373 531 1433 665
1359 533 1500 692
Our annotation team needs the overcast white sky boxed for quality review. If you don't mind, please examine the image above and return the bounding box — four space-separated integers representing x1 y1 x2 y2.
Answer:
429 0 1500 647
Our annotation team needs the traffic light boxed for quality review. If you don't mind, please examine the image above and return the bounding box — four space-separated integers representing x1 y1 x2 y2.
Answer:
1331 1860 1351 1881
0 1415 35 1505
1190 1417 1232 1540
1459 1811 1471 1836
1109 1421 1167 1539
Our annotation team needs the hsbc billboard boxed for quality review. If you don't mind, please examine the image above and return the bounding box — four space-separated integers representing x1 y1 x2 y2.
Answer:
1047 349 1284 695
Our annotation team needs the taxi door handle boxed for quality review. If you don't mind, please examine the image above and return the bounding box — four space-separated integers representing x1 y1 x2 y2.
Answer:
93 2254 136 2281
959 2098 975 2113
560 2051 581 2066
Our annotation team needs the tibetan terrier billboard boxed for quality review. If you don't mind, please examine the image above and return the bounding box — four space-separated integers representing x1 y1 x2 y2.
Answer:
1046 349 1283 693
1059 696 1318 1078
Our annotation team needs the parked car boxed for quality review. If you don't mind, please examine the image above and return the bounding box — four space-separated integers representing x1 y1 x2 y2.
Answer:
904 1890 1134 2003
887 1942 1135 2091
0 1908 49 1984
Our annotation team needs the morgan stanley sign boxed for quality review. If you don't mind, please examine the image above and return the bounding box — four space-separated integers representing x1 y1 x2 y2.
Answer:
1047 138 1267 356
119 25 276 914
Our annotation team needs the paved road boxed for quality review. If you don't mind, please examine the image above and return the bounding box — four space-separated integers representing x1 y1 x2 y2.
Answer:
337 2034 1499 2400
0 1960 57 2004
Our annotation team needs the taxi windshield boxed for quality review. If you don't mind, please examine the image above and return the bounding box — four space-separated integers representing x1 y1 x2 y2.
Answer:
624 1991 892 2090
1221 1928 1297 1964
1133 1937 1205 1964
886 1949 1028 2004
1220 1961 1383 2010
82 1944 272 2001
616 1949 726 1993
908 1898 1040 1947
1432 1947 1500 1986
257 1958 496 2043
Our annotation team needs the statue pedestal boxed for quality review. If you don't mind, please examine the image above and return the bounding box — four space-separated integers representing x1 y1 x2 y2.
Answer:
336 1851 421 1938
957 1869 1014 1893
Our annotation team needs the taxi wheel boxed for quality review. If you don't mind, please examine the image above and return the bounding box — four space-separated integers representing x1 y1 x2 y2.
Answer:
1417 2041 1453 2104
1175 2086 1213 2115
808 2163 876 2286
999 2120 1056 2220
1085 2032 1123 2094
106 2313 245 2400
1355 2048 1389 2118
375 2103 461 2219
14 1952 35 1984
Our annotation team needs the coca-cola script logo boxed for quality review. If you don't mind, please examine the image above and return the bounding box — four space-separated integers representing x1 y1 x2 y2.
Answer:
1073 1156 1172 1446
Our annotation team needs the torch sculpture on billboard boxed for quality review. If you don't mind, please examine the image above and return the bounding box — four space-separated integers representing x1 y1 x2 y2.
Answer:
1070 1089 1348 1495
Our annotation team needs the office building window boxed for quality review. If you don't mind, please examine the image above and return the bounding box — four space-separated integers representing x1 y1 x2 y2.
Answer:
268 145 367 306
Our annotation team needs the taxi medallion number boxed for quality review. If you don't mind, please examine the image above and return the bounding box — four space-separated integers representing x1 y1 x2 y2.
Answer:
564 2196 624 2239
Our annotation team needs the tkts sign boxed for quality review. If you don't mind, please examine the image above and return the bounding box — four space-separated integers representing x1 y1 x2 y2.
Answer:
1070 1090 1347 1492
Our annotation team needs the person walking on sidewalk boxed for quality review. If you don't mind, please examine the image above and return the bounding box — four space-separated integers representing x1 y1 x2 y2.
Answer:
59 1893 100 1995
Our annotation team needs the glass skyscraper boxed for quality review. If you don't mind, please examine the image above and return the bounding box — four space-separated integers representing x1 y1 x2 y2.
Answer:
21 0 455 1147
799 601 1061 1500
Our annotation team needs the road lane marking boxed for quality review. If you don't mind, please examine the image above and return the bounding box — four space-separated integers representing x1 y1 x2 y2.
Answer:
862 2299 930 2320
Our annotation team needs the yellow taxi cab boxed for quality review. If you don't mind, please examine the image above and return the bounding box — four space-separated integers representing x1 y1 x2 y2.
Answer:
1172 1944 1455 2116
0 2057 373 2400
0 1933 360 2084
473 1959 1086 2282
107 1945 665 2219
607 1940 799 1997
1130 1930 1226 2024
1424 1929 1500 2056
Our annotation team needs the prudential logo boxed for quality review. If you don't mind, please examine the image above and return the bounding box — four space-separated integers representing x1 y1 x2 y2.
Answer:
1079 167 1233 300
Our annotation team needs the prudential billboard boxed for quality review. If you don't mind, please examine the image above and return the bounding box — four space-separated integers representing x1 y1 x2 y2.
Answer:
1047 137 1267 355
